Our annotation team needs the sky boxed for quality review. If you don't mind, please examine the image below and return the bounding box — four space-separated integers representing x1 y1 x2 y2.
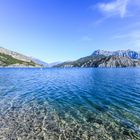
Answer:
0 0 140 62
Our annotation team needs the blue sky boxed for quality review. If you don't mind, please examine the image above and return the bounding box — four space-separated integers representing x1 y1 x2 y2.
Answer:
0 0 140 62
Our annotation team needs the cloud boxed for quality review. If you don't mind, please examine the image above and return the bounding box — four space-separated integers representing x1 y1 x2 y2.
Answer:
89 0 140 27
97 0 129 18
91 0 140 26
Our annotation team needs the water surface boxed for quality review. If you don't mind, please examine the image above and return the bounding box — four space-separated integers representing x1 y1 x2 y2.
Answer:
0 68 140 140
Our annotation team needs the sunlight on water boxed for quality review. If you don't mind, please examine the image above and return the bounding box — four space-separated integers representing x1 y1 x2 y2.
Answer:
0 68 140 140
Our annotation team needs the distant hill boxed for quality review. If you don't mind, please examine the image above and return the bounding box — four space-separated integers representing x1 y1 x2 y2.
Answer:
0 47 42 67
30 57 48 67
54 50 140 68
48 62 62 67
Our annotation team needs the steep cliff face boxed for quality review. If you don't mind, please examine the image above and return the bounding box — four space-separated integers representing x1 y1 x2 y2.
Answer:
96 56 135 67
0 47 42 67
55 55 140 68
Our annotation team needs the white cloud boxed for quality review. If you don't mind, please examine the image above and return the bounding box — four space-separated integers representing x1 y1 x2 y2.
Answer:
90 0 140 26
98 0 130 18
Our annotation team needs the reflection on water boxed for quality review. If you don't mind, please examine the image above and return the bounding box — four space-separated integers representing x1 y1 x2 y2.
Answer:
0 68 140 140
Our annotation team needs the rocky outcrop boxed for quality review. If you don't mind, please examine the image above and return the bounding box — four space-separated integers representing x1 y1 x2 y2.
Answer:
97 56 136 67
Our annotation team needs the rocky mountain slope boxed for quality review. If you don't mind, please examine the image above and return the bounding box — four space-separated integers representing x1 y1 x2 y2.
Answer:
55 50 140 68
92 49 140 59
0 47 42 67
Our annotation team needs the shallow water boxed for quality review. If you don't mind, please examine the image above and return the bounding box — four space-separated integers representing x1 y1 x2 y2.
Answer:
0 68 140 140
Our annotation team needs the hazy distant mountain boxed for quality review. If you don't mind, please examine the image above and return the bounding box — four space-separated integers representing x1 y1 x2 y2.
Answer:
92 50 140 59
0 47 42 67
30 57 48 67
48 62 62 67
54 50 140 68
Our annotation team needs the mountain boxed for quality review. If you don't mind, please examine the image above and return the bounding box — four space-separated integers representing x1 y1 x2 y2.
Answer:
48 62 62 67
92 49 140 59
54 50 140 68
30 57 48 67
0 47 42 67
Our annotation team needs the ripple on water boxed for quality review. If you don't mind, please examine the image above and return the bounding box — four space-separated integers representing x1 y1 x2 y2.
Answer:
0 68 140 140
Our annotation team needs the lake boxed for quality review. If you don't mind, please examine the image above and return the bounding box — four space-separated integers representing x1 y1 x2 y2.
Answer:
0 68 140 140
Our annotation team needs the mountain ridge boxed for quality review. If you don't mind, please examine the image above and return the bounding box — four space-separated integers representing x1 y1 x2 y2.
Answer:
0 47 43 67
55 49 140 68
1 47 140 68
92 49 140 59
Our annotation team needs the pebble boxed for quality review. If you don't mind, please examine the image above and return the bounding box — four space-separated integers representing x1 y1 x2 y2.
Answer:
93 123 100 129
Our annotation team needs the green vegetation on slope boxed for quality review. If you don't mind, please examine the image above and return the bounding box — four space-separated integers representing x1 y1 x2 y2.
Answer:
0 53 37 66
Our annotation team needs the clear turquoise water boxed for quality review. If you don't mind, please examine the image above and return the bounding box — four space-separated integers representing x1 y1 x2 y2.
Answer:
0 68 140 140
